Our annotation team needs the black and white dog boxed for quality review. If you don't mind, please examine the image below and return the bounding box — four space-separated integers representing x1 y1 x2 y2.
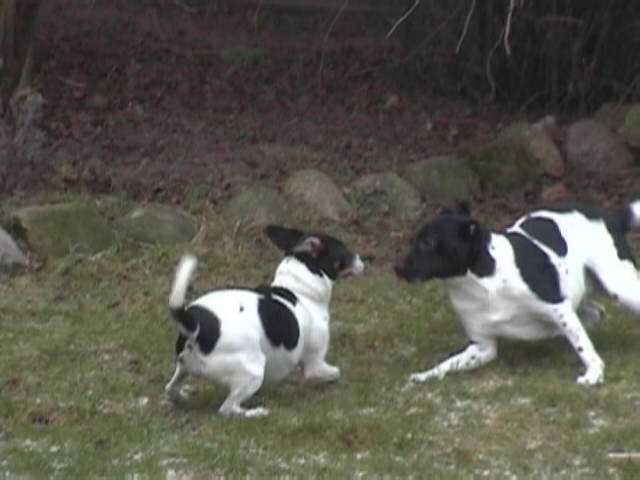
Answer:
165 226 364 417
395 201 640 385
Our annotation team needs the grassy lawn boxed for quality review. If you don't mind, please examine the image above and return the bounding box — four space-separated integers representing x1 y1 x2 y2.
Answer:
1 222 640 479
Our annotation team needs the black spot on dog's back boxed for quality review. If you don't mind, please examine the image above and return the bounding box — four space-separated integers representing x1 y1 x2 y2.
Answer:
184 305 221 355
520 217 568 257
257 294 299 350
255 285 298 306
506 232 563 304
541 204 636 265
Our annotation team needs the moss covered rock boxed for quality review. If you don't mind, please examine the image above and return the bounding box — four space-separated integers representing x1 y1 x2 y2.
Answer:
114 203 197 245
223 185 289 228
465 141 540 196
403 155 479 205
350 172 423 222
13 201 116 258
595 102 632 132
284 169 353 222
621 105 640 149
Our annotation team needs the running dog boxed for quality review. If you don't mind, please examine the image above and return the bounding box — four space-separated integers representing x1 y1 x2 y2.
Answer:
165 226 364 417
395 201 640 385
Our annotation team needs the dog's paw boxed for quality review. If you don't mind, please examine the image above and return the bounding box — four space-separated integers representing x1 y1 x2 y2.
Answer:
163 388 187 404
577 369 604 386
410 368 446 383
305 364 340 383
322 365 341 383
410 371 436 383
244 407 270 418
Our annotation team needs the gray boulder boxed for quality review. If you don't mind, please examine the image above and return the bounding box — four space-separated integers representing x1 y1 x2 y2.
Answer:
13 202 116 258
402 155 479 206
283 169 353 222
565 119 634 177
350 172 423 222
114 203 198 245
0 227 28 274
223 185 289 228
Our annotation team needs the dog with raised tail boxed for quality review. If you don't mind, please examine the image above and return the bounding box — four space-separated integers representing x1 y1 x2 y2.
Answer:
165 225 365 418
395 200 640 386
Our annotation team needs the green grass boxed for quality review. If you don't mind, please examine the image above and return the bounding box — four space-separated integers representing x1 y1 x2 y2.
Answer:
1 227 640 479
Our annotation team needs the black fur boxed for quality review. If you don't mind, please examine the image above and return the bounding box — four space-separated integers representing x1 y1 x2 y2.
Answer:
258 295 300 350
173 305 222 355
505 232 563 304
255 285 298 306
542 204 635 264
266 225 358 281
395 214 490 282
520 216 568 257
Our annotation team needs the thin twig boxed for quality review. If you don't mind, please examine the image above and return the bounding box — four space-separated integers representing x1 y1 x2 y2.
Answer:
455 0 476 54
173 0 197 13
504 0 518 57
252 0 264 30
486 28 505 101
319 0 350 86
386 0 420 39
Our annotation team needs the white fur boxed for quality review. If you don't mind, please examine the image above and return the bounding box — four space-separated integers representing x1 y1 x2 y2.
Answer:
169 254 197 310
165 253 363 417
410 207 640 386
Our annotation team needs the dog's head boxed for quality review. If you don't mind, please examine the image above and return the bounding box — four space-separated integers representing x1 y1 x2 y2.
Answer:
265 225 364 281
395 204 486 283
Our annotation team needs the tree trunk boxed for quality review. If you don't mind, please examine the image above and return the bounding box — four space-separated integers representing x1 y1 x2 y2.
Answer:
0 0 42 114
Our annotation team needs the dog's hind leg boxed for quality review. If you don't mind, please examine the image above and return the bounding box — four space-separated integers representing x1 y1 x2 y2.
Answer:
587 260 640 315
410 340 497 383
218 355 269 418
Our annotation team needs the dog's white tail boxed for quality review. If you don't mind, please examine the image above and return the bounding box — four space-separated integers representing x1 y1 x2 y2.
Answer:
169 254 197 311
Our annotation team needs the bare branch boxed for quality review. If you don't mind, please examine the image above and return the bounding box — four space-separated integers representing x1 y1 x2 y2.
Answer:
455 0 476 54
386 0 420 39
319 0 349 85
503 0 517 56
486 28 505 101
252 0 265 30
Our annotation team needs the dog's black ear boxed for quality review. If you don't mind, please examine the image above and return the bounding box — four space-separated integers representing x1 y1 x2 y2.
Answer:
457 201 471 216
459 219 480 240
292 235 324 257
265 226 305 253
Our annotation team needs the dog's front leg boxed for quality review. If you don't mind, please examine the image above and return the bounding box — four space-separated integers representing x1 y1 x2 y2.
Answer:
302 321 340 383
165 361 188 402
410 340 497 383
549 305 604 385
